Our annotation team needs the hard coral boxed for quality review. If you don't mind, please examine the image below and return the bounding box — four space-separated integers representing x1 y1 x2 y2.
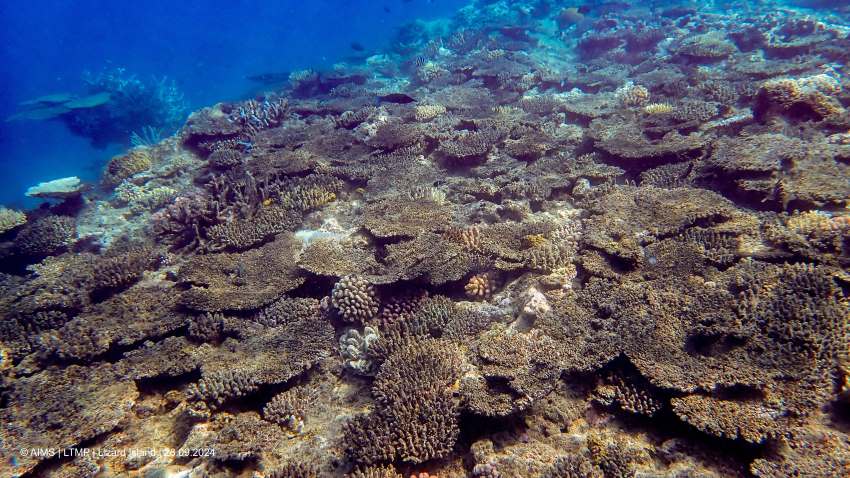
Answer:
178 237 303 311
760 74 844 119
344 339 463 464
332 275 380 323
465 272 497 300
0 207 26 234
102 148 153 187
263 387 311 432
14 215 76 257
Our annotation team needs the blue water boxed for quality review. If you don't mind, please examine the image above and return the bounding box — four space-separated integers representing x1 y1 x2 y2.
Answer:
0 0 467 208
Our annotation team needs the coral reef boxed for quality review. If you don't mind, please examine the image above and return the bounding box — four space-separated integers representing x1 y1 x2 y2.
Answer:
3 2 850 477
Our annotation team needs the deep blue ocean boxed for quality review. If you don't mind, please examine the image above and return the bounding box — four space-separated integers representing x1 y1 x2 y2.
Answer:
0 0 467 208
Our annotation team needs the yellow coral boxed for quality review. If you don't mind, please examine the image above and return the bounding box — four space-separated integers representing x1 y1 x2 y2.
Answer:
465 272 496 300
414 104 447 122
103 149 152 186
524 234 548 248
643 103 674 115
0 207 27 234
616 83 650 107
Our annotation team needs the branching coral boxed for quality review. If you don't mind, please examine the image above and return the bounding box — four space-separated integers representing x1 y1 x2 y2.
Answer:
0 207 27 234
14 215 76 257
344 339 463 464
332 275 380 323
263 387 312 432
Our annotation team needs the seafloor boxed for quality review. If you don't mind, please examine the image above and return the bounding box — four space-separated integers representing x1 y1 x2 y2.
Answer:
1 1 850 477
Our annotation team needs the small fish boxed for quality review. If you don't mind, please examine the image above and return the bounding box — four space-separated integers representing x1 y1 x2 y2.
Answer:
246 72 290 85
383 5 391 13
377 93 417 104
350 41 365 52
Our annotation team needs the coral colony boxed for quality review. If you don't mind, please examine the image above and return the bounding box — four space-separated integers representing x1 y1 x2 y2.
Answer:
2 1 850 477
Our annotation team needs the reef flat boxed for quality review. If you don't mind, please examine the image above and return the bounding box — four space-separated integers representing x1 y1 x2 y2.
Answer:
1 1 850 477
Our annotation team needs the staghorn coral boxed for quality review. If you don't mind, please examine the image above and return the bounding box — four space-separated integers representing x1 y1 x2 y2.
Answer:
0 207 26 234
332 275 380 323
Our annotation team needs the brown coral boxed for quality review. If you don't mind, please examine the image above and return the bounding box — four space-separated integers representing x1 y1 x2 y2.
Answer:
178 237 304 311
102 148 153 186
332 275 380 323
465 272 497 300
